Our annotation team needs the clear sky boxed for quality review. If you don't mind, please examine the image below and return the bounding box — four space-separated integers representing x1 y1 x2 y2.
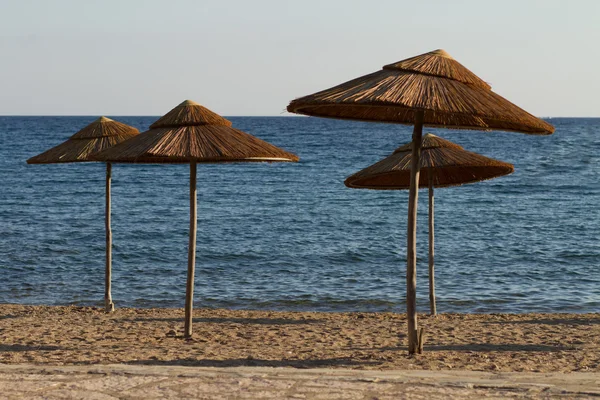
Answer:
1 0 598 117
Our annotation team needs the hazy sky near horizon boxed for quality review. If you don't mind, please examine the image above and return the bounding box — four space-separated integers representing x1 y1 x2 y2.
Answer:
1 0 598 117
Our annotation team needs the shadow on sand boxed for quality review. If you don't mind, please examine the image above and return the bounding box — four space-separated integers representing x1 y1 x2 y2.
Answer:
125 357 382 369
0 344 62 352
487 317 600 326
427 343 572 352
346 342 571 353
119 317 323 325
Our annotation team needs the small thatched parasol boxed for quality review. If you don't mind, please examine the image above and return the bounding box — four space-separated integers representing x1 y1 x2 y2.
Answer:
27 117 140 312
288 49 554 353
93 100 299 337
345 133 514 315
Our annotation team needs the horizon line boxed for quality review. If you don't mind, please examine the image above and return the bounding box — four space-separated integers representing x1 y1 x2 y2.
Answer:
0 114 596 118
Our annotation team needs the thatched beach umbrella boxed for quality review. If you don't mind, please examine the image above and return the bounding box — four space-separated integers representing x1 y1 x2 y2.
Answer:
27 117 140 312
345 133 514 316
93 100 299 338
288 49 554 353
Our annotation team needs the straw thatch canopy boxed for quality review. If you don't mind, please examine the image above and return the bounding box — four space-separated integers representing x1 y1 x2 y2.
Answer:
27 117 139 164
93 100 299 163
345 134 514 318
345 134 514 189
288 48 551 354
287 49 554 135
92 99 298 338
26 116 139 313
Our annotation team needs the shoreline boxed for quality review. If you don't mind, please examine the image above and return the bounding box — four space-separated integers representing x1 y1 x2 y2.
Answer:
3 301 596 315
1 304 599 373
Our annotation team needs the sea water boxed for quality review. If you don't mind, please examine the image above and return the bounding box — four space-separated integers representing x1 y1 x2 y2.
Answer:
0 116 598 313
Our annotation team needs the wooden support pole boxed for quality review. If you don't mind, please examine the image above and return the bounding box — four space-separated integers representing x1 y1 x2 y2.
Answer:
429 171 436 316
184 161 198 338
417 327 425 354
406 110 424 354
104 163 114 313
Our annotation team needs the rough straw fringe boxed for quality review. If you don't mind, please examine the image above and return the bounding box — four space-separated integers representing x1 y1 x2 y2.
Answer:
288 49 554 135
27 117 139 164
94 101 298 163
345 134 514 189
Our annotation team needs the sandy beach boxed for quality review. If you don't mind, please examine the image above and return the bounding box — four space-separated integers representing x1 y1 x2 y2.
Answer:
3 363 600 399
1 304 598 373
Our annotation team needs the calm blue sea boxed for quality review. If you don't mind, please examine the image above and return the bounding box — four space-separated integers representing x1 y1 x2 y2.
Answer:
0 116 598 313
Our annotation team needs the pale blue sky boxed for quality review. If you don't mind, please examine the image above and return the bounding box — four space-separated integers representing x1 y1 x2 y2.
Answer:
1 0 598 116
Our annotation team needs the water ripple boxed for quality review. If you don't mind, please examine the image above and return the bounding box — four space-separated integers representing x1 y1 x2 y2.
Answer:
0 116 598 313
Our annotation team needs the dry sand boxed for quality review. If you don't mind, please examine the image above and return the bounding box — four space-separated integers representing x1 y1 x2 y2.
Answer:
1 304 598 372
3 364 600 399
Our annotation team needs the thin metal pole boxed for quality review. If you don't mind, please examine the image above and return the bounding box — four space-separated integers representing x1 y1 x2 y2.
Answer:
406 110 424 354
105 163 114 312
184 161 197 338
428 171 436 316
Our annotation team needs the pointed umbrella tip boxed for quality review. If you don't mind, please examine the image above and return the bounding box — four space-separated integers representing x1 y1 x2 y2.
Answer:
97 116 113 122
149 100 232 129
393 133 462 153
180 100 201 107
429 49 452 58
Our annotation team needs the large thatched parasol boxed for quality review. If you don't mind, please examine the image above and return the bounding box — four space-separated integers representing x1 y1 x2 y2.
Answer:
27 117 140 312
345 133 514 316
93 100 299 337
288 49 554 353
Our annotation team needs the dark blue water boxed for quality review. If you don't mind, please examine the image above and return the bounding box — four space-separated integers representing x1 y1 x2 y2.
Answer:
0 116 598 313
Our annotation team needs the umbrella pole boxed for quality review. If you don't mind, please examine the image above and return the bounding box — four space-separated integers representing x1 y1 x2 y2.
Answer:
428 172 436 316
104 163 114 313
184 161 197 338
407 110 424 354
